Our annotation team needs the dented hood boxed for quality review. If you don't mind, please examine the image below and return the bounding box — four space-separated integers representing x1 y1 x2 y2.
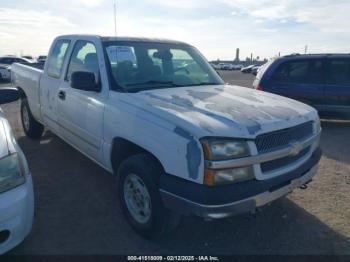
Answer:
124 84 318 138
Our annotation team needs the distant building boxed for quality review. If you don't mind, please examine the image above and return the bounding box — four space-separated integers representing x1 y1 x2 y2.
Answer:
235 48 240 61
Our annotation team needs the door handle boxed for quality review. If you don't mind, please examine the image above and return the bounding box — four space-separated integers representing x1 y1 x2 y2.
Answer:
58 91 66 100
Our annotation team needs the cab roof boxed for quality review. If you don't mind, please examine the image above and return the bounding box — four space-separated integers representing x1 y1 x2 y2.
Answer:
57 34 191 46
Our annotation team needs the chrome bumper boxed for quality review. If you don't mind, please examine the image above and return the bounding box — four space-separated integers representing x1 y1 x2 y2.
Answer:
161 165 318 219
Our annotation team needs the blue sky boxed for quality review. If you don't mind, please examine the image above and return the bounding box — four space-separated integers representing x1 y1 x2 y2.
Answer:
0 0 349 60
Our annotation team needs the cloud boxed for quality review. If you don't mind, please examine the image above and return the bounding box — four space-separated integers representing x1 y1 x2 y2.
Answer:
219 0 350 33
56 0 104 8
294 2 350 33
1 0 350 59
0 8 77 55
144 0 208 9
76 0 104 7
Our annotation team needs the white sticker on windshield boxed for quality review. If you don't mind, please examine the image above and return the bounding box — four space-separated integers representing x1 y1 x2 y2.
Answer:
106 46 136 63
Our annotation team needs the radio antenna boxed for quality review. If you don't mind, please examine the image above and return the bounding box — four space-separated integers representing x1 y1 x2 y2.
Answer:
113 0 117 36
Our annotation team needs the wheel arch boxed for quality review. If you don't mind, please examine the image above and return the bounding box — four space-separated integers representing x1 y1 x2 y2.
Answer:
110 137 165 175
16 86 27 99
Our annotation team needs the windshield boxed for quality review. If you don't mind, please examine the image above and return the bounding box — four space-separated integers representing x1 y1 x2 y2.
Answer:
103 41 224 92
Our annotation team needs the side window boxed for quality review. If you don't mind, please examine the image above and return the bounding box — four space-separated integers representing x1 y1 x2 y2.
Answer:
66 41 99 83
308 60 323 84
288 61 309 83
0 58 13 64
327 59 350 86
273 60 323 84
47 39 70 78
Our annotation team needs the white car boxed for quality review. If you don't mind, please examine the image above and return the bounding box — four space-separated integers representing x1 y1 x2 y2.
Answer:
209 63 220 70
0 88 34 254
0 64 11 81
0 56 33 65
218 63 234 70
233 64 244 70
12 35 321 238
37 56 47 64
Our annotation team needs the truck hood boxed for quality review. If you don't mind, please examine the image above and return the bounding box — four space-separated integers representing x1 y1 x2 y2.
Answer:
122 84 318 139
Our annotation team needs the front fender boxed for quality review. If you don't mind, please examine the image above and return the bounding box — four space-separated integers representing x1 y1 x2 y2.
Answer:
103 95 205 184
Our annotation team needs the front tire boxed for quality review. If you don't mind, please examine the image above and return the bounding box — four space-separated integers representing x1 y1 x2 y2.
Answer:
21 98 44 139
117 154 180 239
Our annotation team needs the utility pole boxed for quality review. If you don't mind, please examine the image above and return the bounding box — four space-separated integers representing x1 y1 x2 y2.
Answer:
304 45 308 54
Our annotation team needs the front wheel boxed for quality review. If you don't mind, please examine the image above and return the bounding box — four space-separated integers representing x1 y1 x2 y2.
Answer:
21 99 44 139
117 154 180 239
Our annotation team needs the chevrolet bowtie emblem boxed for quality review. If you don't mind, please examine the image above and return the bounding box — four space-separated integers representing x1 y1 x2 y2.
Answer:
289 142 303 156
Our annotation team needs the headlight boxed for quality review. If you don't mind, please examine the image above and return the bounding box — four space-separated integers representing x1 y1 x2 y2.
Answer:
201 138 250 160
204 166 254 186
201 138 253 186
0 153 26 193
313 118 321 134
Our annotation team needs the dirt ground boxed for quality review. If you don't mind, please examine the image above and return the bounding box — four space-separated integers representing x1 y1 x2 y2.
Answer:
1 72 349 255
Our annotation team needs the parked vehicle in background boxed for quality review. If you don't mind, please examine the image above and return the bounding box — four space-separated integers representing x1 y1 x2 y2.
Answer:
209 63 220 70
12 35 321 238
233 64 244 70
0 56 33 65
251 65 261 76
253 54 350 119
0 88 34 255
22 56 34 62
223 63 234 70
216 63 225 70
37 55 47 64
0 64 11 82
241 64 255 73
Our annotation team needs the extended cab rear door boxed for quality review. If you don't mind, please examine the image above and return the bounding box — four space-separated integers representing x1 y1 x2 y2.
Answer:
40 39 71 134
322 57 350 116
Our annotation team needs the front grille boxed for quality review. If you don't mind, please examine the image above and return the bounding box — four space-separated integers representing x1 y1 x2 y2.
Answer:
261 146 311 173
255 121 313 153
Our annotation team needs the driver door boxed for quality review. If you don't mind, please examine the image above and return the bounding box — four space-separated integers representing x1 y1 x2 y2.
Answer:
57 40 104 162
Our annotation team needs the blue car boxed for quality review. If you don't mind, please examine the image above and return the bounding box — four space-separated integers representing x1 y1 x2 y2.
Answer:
253 54 350 118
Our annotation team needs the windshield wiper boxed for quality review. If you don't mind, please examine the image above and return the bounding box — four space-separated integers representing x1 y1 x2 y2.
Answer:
126 80 183 87
188 82 222 86
125 80 184 92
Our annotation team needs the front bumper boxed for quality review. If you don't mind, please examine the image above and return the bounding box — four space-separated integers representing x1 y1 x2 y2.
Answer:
0 174 34 255
160 148 321 219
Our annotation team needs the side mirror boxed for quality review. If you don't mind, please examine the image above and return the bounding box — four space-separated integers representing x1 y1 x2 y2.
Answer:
0 88 19 105
71 71 101 92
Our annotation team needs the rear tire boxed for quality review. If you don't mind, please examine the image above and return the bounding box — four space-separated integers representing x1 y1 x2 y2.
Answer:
21 98 44 139
117 153 180 239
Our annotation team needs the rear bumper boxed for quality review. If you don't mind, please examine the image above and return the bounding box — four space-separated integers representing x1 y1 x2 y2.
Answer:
0 175 34 255
160 148 321 219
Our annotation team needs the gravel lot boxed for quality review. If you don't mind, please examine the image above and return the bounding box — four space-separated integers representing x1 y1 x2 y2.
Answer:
1 71 350 255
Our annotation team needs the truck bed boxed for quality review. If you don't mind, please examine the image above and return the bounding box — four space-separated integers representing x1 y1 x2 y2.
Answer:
11 62 44 122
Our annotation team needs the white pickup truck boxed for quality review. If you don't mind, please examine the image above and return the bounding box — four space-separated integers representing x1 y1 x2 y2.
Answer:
12 35 322 238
